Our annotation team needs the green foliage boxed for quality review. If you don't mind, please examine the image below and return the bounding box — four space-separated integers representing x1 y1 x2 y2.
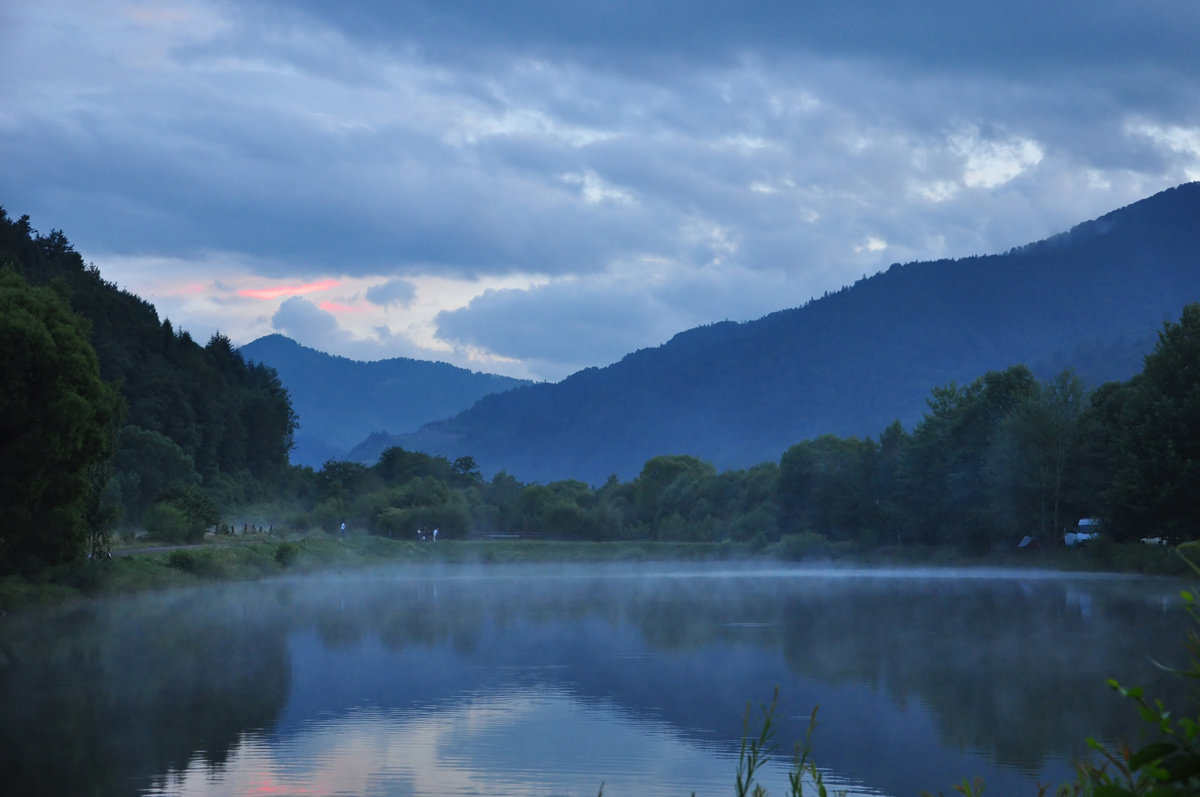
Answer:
779 435 879 541
6 208 1199 567
319 460 373 506
735 688 832 797
1064 556 1200 795
1104 303 1200 543
165 549 223 579
382 186 1200 486
113 425 202 523
364 476 471 540
452 455 482 481
0 268 123 571
634 455 717 523
307 499 344 535
986 370 1093 540
144 482 219 542
374 446 455 484
0 210 297 559
777 532 833 561
899 365 1040 549
374 504 469 539
274 542 299 567
143 502 193 544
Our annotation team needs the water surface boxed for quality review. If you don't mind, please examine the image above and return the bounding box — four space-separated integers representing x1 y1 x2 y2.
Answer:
0 562 1188 796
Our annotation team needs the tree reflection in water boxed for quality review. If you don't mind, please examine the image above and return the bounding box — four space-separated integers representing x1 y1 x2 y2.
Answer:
0 564 1186 796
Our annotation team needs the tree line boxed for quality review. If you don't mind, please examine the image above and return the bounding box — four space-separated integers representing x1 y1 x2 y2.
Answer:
1 208 298 572
2 203 1197 572
296 305 1198 553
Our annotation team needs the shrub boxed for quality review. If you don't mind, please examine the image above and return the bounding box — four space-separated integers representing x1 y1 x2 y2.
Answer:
274 542 299 568
144 502 192 543
308 500 343 535
778 532 830 560
142 482 218 542
165 549 223 579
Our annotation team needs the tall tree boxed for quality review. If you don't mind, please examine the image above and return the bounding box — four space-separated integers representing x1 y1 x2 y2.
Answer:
633 455 716 526
1 209 298 521
778 435 879 541
987 369 1090 540
0 269 124 570
898 365 1038 548
1105 303 1200 542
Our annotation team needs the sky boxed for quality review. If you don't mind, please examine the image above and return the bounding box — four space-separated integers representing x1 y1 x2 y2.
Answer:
3 1 1199 382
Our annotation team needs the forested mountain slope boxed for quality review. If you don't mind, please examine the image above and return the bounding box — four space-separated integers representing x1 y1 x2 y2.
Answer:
239 335 530 467
0 208 296 529
399 182 1200 484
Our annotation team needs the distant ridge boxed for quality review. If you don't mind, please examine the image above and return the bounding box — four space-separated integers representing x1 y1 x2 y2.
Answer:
391 182 1200 483
238 335 530 467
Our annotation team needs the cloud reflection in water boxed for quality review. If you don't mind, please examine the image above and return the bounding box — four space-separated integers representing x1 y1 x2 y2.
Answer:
143 685 874 797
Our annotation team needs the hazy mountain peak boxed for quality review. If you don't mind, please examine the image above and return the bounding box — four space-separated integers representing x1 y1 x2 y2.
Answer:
239 335 530 467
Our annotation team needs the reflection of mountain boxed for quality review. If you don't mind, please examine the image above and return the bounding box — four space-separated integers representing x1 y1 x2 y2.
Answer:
2 567 1185 796
0 588 292 796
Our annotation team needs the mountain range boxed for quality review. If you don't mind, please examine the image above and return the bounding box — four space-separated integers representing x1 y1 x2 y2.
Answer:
377 182 1199 483
245 183 1199 484
238 335 530 467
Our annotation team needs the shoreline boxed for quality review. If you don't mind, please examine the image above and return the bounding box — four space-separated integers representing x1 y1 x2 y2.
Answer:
2 534 1189 615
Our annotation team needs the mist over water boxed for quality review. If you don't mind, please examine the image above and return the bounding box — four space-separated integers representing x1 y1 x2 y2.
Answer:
0 563 1188 796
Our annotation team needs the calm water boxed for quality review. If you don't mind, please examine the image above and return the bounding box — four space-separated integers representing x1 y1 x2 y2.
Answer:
0 562 1190 796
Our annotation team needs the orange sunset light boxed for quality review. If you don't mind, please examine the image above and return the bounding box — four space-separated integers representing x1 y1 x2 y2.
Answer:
238 279 341 300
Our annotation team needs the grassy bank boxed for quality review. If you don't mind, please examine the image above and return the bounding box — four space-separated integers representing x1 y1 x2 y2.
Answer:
0 535 753 612
1 531 1188 614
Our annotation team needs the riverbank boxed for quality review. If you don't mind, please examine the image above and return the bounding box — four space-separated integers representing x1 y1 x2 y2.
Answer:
1 532 1188 613
0 535 744 612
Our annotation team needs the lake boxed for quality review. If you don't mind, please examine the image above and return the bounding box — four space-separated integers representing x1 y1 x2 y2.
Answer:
0 562 1189 796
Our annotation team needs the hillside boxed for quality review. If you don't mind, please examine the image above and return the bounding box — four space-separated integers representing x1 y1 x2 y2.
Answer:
1 208 296 536
392 182 1199 484
239 335 529 467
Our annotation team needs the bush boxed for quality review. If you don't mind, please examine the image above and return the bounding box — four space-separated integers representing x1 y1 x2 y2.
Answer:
372 502 470 540
274 542 299 568
144 482 218 542
144 502 192 543
165 549 223 579
778 532 830 560
308 500 343 535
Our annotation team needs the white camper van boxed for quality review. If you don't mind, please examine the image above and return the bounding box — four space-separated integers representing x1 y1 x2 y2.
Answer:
1064 518 1100 547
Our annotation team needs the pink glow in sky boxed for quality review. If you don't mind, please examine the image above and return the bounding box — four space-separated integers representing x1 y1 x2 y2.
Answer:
6 0 1199 382
318 300 366 315
239 279 341 301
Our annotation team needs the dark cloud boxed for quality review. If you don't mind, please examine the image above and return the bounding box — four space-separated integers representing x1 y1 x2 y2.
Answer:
250 0 1200 84
3 0 1198 380
366 278 418 308
435 281 673 372
433 261 821 379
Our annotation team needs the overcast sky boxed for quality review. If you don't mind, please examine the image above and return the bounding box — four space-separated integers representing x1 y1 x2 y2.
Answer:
3 1 1199 381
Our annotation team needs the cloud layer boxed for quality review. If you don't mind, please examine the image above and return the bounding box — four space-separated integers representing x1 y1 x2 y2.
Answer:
3 1 1198 380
